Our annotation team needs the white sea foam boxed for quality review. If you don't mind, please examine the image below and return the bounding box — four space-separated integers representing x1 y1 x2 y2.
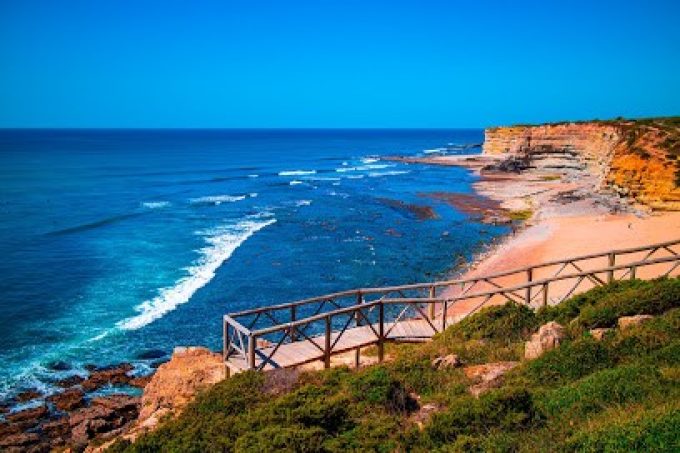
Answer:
249 193 258 198
345 174 365 179
141 201 171 209
279 170 316 176
423 148 445 154
361 157 379 164
117 217 276 331
335 164 391 173
368 170 410 177
295 200 312 207
289 180 303 185
189 194 246 205
248 174 259 178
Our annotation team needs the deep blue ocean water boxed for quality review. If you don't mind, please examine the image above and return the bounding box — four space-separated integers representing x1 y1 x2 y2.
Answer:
0 129 507 401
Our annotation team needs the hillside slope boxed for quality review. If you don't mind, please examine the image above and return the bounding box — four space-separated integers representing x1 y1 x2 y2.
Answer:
110 277 680 452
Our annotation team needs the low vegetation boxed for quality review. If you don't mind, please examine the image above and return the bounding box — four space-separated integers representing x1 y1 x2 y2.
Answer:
110 277 680 452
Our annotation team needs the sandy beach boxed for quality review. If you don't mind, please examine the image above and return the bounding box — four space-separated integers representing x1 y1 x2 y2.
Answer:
396 154 680 318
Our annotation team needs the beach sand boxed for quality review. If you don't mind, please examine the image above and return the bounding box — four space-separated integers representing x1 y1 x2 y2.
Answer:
396 154 680 319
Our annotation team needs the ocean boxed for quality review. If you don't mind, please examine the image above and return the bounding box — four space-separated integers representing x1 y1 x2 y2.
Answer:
0 129 507 401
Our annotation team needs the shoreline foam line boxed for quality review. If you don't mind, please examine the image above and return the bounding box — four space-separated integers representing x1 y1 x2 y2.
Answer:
117 217 276 330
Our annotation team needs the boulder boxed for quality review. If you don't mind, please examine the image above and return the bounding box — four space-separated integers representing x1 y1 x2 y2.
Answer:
40 417 70 440
68 394 140 447
48 388 85 412
129 374 153 389
15 389 42 402
137 346 225 428
463 361 519 397
618 315 654 329
590 328 612 341
0 432 40 449
6 404 49 425
81 363 134 391
431 354 463 369
55 374 85 388
524 321 565 359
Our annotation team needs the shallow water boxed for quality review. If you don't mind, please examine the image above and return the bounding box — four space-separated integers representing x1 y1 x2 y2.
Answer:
0 129 507 399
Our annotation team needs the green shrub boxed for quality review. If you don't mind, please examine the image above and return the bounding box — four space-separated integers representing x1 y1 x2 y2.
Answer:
271 385 352 433
349 367 416 413
436 432 518 452
324 414 399 452
424 387 541 446
576 278 680 329
522 337 613 387
234 425 327 453
537 279 648 325
608 308 680 362
446 303 538 343
538 364 664 418
565 404 680 452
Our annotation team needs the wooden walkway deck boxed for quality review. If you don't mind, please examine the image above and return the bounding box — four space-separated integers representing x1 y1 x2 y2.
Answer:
225 317 458 373
224 239 680 373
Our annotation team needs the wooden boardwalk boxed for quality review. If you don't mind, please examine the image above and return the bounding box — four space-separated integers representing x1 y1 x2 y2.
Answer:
224 239 680 373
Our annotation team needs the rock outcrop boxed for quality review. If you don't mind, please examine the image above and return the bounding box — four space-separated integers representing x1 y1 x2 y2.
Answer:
136 346 226 431
524 322 565 359
484 118 680 210
463 361 519 397
618 314 654 329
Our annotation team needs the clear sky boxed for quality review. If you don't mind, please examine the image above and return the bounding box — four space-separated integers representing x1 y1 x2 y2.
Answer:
1 0 679 128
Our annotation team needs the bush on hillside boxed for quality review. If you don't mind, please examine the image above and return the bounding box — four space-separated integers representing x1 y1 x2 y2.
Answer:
565 403 680 452
575 278 680 329
421 387 542 447
538 364 665 418
521 337 613 387
233 425 327 453
445 302 538 343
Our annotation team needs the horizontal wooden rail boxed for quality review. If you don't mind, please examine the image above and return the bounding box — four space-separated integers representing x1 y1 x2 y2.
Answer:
223 239 680 371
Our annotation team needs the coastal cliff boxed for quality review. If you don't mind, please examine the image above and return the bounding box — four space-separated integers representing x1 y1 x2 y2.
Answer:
484 118 680 210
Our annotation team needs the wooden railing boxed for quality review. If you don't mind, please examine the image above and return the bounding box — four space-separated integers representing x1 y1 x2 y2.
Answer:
223 239 680 371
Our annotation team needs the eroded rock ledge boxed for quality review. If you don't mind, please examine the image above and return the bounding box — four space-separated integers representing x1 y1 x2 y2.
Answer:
484 119 680 210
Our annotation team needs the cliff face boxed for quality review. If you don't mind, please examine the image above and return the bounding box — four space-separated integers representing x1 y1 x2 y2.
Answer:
483 119 680 210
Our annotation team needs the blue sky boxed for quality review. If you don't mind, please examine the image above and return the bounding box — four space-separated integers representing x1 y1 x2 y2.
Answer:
1 0 679 128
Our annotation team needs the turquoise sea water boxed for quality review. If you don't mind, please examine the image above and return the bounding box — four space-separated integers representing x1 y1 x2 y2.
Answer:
0 129 506 401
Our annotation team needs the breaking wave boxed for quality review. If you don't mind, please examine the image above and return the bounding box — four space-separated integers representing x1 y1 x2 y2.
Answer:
117 217 276 330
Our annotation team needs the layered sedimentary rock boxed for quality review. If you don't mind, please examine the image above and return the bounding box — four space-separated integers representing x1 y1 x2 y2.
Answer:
483 119 680 210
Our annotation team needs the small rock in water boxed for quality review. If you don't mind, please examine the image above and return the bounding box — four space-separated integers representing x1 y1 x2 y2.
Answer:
135 349 167 360
55 375 85 388
81 363 134 391
6 404 49 424
47 388 85 412
15 389 42 402
47 360 72 371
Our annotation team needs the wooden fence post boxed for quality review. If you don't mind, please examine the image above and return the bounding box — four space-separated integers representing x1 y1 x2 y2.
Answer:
248 334 256 370
324 316 332 369
441 300 448 332
223 318 229 362
378 302 384 363
290 305 297 341
630 265 637 280
428 286 436 319
542 282 549 307
607 253 615 283
525 268 533 305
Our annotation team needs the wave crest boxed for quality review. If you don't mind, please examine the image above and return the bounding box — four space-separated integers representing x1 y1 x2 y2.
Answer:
116 217 276 330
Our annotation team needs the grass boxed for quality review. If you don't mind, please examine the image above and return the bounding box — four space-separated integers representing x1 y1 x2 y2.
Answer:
110 277 680 453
